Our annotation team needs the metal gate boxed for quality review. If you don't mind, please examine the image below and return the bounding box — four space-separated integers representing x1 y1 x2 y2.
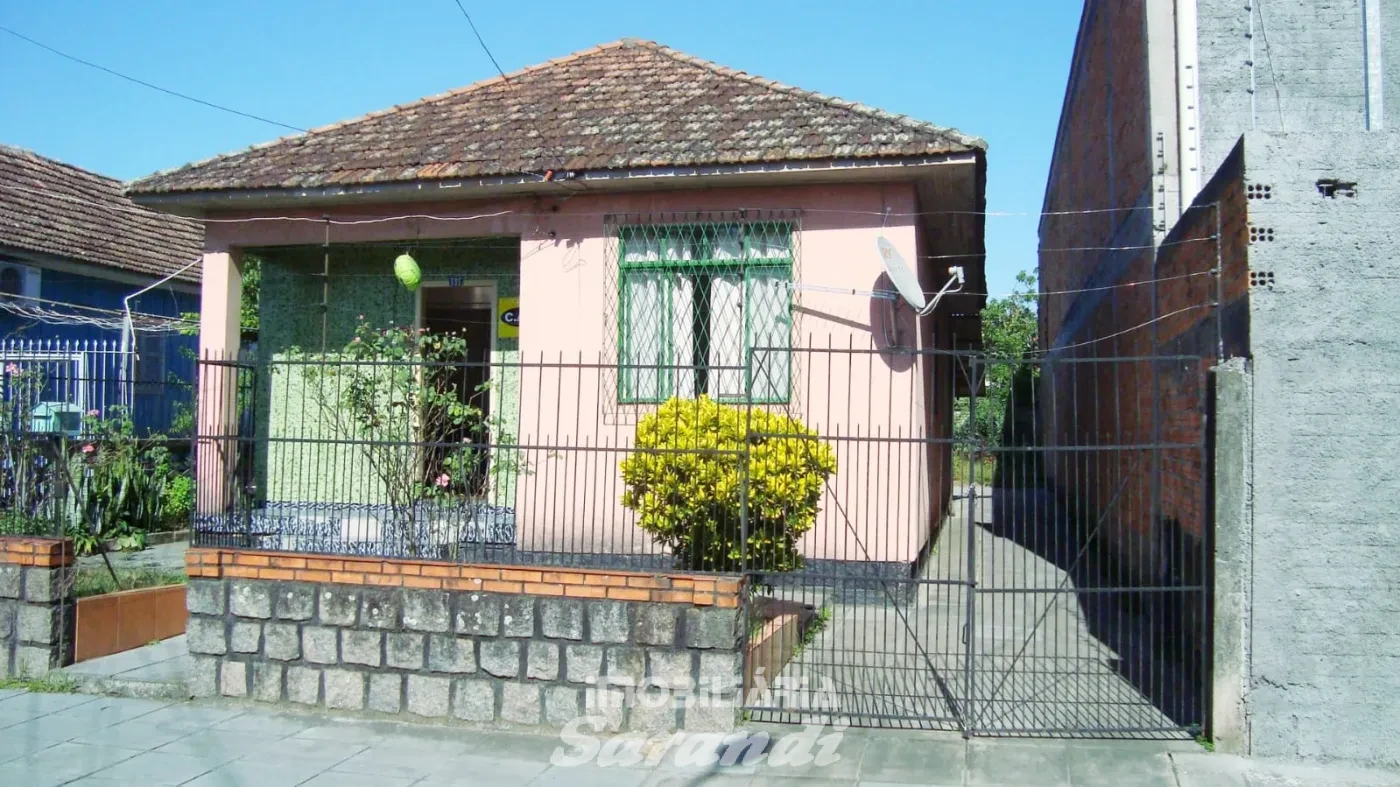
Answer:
740 348 1210 738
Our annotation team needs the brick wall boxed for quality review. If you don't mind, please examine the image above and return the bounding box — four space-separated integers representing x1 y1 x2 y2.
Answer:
185 548 745 731
1040 0 1155 350
0 537 76 676
1043 141 1249 584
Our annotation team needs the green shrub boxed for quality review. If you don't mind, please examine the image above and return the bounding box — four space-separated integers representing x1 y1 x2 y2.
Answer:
621 397 836 572
67 408 170 546
161 474 195 529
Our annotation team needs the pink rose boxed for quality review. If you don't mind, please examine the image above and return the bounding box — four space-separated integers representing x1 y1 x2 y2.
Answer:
86 409 100 417
4 364 18 375
435 473 451 488
81 444 95 454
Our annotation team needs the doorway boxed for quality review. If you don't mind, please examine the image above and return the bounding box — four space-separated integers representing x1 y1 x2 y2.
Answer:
420 283 495 495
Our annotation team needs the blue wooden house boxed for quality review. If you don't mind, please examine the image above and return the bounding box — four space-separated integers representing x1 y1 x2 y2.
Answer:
0 145 202 435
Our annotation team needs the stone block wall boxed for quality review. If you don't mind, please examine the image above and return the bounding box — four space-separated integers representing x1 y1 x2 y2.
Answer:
184 548 745 731
0 537 75 677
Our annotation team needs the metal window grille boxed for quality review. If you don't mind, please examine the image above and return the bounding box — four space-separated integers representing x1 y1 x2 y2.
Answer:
608 214 798 405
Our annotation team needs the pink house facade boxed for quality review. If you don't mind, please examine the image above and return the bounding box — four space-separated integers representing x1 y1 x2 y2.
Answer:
131 40 987 574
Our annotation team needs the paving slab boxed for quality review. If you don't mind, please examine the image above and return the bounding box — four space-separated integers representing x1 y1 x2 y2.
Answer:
0 742 140 787
69 719 199 752
529 763 653 787
1066 741 1177 787
65 634 191 686
181 757 326 787
966 739 1072 786
0 692 1396 787
859 735 966 785
1171 752 1400 787
43 696 171 727
93 750 217 785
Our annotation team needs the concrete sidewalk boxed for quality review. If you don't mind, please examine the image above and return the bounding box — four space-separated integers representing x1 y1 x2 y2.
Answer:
62 635 191 696
0 690 1396 786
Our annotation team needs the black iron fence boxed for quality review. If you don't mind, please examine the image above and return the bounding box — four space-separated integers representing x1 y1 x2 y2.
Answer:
0 354 195 542
194 353 825 572
192 346 1211 738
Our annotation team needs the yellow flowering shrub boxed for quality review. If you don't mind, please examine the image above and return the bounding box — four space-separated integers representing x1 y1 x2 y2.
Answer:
621 397 837 572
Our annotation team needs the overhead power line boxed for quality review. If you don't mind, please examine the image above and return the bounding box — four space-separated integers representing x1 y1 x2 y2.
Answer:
0 24 306 133
450 1 508 83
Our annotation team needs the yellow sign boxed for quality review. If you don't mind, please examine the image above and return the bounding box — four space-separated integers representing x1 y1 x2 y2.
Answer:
497 297 520 339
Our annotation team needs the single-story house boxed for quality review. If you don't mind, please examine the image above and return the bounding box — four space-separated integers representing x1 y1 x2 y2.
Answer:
0 145 202 433
129 39 988 573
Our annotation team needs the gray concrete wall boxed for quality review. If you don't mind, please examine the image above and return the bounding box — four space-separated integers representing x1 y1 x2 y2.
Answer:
1211 357 1252 755
1238 129 1400 767
1197 0 1374 176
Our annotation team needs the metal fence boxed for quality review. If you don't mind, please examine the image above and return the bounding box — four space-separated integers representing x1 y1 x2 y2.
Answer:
193 355 760 569
191 346 1210 739
0 339 195 539
741 348 1210 738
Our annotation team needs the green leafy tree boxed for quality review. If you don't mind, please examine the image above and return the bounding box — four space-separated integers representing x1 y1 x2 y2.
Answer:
955 270 1038 451
621 397 837 572
180 255 260 338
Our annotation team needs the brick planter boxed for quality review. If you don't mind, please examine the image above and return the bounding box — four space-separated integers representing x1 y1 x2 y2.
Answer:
0 537 75 676
185 548 745 731
74 584 187 663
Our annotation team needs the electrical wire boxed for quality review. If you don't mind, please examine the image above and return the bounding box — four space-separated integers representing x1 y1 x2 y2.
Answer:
0 25 305 133
450 1 507 82
446 1 564 179
1027 304 1210 357
1 182 1227 224
0 298 190 333
919 235 1217 261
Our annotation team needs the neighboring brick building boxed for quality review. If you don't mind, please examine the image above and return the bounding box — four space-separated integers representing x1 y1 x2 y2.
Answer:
1039 0 1399 768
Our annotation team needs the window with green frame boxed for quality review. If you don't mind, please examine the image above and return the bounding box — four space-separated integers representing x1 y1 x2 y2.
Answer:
618 222 793 403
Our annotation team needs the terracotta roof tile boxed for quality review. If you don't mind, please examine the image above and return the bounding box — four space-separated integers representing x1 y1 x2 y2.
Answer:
0 146 203 281
129 39 983 196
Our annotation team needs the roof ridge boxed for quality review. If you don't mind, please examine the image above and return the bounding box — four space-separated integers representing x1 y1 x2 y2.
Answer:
634 41 987 150
1 144 126 189
128 38 984 195
127 39 640 193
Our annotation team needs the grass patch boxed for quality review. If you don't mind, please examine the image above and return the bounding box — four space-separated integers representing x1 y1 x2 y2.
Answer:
0 673 80 693
793 605 832 658
73 566 187 598
952 451 996 485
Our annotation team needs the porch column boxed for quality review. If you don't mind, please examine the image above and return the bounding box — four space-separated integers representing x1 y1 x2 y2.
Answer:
196 249 243 515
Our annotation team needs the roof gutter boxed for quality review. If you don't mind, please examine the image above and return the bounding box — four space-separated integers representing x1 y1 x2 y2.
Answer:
127 153 982 215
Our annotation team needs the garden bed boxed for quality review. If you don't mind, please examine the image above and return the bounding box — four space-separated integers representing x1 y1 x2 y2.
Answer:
73 567 188 663
745 597 823 693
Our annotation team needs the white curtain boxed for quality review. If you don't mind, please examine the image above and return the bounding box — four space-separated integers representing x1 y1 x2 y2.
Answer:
670 275 696 399
749 227 789 260
747 269 791 400
625 236 660 264
712 227 743 261
708 274 745 398
622 272 666 400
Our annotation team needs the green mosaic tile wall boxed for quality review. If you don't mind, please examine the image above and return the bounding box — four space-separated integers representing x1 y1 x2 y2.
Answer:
253 242 521 504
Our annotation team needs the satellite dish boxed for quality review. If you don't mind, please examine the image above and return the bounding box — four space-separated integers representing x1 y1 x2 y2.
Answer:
876 236 926 311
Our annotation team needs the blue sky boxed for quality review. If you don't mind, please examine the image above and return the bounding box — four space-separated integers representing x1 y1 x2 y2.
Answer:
0 0 1082 298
